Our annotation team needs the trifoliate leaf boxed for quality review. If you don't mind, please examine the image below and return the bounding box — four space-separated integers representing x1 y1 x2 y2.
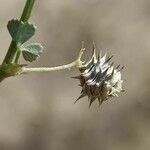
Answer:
21 43 43 62
7 19 36 45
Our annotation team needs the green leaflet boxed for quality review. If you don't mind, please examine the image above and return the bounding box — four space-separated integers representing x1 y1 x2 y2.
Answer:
7 19 36 45
21 43 43 62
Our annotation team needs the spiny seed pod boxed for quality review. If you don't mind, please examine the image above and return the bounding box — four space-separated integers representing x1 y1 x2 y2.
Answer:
73 46 124 107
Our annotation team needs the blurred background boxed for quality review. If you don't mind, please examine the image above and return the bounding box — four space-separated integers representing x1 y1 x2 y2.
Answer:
0 0 150 149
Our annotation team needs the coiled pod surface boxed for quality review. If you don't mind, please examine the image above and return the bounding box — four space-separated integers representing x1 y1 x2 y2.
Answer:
74 47 124 107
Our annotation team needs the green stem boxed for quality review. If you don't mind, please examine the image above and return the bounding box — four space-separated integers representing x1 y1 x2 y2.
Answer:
20 0 36 22
3 41 17 64
2 0 36 64
15 51 21 63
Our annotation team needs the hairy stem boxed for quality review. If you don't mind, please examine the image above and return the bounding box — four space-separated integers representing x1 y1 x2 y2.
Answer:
22 62 77 73
2 0 36 64
22 48 85 73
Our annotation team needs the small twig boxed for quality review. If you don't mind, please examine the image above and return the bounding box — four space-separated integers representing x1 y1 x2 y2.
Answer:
2 0 36 64
21 47 85 73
